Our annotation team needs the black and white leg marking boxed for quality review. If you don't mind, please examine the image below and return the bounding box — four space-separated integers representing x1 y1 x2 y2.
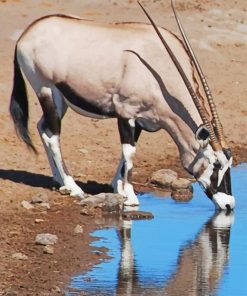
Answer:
37 86 84 198
116 118 140 206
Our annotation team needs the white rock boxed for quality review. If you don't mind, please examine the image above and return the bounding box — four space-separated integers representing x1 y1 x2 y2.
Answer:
21 200 34 210
12 252 28 260
35 233 58 246
74 225 84 234
35 219 45 223
39 202 50 210
43 245 54 254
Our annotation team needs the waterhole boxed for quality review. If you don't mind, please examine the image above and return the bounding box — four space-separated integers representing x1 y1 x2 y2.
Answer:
66 164 247 295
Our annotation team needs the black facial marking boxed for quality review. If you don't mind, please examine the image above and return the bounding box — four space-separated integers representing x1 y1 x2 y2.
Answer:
56 82 116 117
223 148 232 160
125 50 198 134
197 126 210 141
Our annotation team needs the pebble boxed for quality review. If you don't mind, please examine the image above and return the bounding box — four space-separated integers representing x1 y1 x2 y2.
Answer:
123 210 154 220
74 225 84 234
21 200 34 210
35 233 58 246
31 192 49 204
35 218 45 223
43 245 54 255
12 252 28 260
38 202 50 210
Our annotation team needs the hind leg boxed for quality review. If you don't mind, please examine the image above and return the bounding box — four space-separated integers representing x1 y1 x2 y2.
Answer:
37 86 84 198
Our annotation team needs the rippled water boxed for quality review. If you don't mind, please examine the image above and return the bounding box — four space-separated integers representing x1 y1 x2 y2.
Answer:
66 164 247 296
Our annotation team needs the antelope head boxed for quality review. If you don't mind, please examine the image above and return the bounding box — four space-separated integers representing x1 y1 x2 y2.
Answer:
139 1 235 210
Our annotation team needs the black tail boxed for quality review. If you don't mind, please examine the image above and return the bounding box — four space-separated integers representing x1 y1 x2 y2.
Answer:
9 47 37 153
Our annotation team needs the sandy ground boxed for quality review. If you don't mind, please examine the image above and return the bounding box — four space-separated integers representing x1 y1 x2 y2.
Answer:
0 0 246 295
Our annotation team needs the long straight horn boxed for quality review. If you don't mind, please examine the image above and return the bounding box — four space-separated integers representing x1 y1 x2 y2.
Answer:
171 0 227 149
138 1 221 151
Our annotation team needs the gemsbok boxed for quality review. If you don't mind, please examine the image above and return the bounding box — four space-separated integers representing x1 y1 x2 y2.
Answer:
9 1 235 210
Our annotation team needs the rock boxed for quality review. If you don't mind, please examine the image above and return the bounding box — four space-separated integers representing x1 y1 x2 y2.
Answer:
150 169 178 188
12 252 28 260
171 178 193 190
80 193 124 215
35 218 45 223
123 210 154 220
21 200 34 210
52 286 62 293
74 225 84 234
31 192 49 204
35 233 58 246
43 245 54 255
38 202 50 210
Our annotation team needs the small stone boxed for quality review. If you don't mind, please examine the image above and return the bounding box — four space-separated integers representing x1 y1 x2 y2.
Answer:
39 202 50 210
35 218 45 223
21 200 34 210
123 210 154 220
35 233 58 245
78 148 88 154
74 225 84 234
43 245 54 255
150 169 178 188
12 252 28 260
52 286 62 293
31 193 49 204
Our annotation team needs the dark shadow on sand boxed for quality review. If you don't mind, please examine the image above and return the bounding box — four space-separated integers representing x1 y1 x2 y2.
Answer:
0 169 112 195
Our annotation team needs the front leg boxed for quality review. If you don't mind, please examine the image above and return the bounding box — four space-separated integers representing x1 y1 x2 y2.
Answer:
116 118 140 206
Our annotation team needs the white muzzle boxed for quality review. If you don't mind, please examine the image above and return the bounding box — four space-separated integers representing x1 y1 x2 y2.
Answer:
212 192 235 210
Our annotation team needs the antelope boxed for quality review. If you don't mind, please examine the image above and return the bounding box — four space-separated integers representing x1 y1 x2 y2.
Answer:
9 1 235 210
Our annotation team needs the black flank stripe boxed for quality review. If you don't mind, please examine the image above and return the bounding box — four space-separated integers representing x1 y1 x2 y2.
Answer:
56 82 115 117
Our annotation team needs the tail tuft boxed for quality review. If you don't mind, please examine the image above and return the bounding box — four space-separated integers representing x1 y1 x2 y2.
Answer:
9 48 37 154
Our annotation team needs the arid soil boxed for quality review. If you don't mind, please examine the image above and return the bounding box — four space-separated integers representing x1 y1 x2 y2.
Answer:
0 0 246 295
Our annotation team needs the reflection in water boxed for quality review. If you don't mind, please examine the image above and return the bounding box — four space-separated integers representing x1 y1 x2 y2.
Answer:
67 164 247 296
67 209 233 296
117 212 233 296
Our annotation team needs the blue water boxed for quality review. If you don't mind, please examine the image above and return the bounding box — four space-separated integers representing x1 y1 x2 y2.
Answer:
66 164 247 296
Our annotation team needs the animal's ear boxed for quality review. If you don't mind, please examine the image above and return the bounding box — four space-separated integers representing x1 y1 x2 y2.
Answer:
196 125 210 148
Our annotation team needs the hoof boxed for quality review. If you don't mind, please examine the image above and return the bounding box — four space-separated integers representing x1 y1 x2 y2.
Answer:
59 186 84 199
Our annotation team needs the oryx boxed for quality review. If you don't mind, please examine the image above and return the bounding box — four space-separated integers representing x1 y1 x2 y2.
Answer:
9 1 235 210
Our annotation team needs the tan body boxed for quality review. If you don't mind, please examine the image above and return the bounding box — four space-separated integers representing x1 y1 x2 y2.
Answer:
17 15 202 161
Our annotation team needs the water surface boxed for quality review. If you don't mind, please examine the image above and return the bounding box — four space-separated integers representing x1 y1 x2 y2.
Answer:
66 164 247 295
